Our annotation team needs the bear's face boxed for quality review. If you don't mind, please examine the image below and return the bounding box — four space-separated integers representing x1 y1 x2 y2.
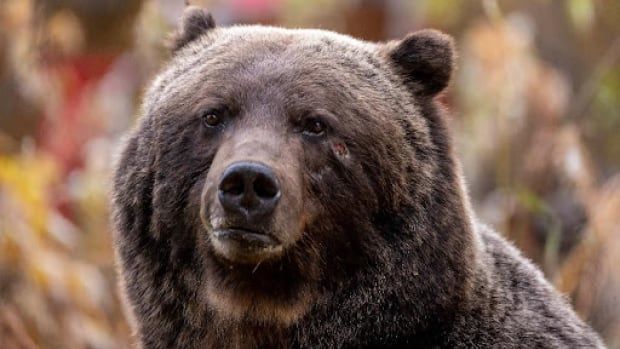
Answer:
114 7 456 327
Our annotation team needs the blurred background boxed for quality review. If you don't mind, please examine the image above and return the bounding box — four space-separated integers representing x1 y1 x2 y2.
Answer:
0 0 618 348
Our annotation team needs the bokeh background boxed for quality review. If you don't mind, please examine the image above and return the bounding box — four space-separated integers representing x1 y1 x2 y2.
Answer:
1 0 619 348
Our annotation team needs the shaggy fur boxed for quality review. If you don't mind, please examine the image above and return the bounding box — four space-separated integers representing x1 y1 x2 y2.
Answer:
111 7 604 348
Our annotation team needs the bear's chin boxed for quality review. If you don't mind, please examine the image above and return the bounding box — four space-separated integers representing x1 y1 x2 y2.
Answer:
201 246 318 325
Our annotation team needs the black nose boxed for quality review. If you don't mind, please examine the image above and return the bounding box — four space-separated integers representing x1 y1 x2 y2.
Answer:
218 162 281 219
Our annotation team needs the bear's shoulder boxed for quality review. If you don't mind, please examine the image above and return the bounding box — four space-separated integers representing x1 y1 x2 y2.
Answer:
455 224 605 348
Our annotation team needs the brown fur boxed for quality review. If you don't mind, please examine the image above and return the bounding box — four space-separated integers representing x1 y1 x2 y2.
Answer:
111 8 604 348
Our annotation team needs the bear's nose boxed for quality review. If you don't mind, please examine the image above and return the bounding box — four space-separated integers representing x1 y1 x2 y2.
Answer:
218 162 281 219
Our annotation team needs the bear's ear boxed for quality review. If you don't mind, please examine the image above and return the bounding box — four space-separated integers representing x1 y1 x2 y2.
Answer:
385 29 455 97
169 6 216 53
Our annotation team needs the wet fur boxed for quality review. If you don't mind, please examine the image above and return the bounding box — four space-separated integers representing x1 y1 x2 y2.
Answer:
111 12 603 349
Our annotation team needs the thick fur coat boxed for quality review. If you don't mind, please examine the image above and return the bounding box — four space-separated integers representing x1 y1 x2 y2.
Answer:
111 7 604 348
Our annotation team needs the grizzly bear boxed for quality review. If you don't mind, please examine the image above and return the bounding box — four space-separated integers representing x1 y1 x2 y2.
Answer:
111 6 604 349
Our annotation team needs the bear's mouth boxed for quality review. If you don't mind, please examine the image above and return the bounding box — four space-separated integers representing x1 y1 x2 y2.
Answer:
214 228 280 248
210 227 283 264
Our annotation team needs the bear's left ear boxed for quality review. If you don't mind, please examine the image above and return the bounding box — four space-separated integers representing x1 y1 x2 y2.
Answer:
169 6 216 53
385 29 455 97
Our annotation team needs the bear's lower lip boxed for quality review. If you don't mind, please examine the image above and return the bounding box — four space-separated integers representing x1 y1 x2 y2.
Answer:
211 228 283 264
214 228 279 247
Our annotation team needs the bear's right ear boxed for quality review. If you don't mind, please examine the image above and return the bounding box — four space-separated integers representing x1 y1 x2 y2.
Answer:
169 6 216 53
385 29 456 97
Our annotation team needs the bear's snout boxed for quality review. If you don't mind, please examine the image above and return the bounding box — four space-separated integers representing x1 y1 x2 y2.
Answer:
207 161 285 263
201 127 305 265
218 161 281 219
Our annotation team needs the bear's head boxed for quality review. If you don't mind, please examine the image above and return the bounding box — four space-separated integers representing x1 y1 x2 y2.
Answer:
112 6 475 340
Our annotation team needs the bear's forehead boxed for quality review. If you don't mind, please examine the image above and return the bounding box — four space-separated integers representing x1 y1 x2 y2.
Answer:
172 25 383 77
149 26 395 113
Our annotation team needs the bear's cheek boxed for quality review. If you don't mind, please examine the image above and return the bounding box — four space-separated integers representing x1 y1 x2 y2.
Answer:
302 165 345 221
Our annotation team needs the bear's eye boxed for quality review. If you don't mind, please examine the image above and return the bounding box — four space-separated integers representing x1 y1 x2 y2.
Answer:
202 111 222 128
303 118 326 136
